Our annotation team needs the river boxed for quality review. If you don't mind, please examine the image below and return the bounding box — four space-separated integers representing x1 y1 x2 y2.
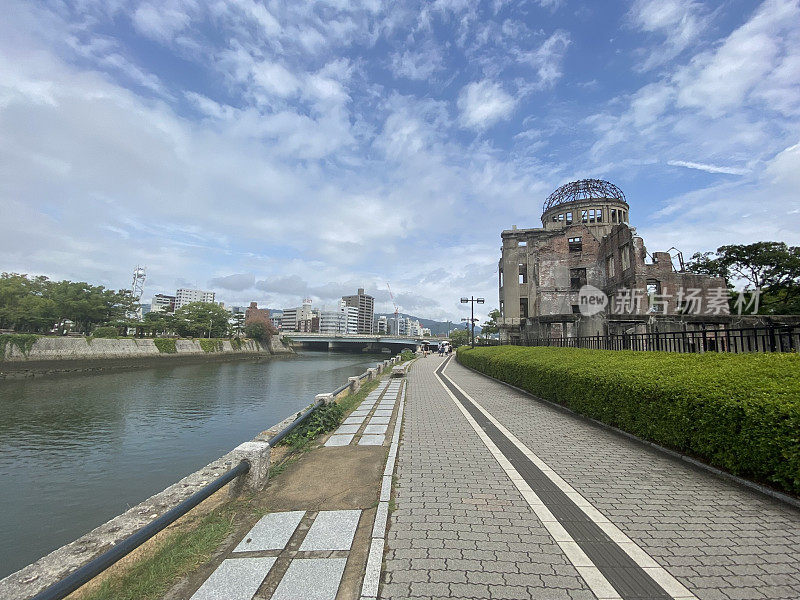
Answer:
0 351 385 579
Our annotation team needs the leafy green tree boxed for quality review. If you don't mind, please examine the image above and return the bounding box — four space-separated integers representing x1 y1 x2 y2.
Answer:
687 242 800 314
449 328 470 348
173 302 230 337
244 321 273 342
481 309 501 336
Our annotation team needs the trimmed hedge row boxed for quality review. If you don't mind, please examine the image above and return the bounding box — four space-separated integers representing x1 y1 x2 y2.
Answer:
457 346 800 495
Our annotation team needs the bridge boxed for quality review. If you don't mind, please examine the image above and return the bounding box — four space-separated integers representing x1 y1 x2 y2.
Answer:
282 332 435 352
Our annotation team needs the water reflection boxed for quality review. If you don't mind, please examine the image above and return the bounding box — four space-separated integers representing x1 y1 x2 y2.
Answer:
0 352 381 578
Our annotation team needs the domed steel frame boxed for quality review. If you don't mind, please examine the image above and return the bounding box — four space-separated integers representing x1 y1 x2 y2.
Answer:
543 179 626 213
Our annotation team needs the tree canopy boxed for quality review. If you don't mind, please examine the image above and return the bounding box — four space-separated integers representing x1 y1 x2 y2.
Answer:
686 242 800 314
172 301 231 338
449 328 470 347
0 273 134 333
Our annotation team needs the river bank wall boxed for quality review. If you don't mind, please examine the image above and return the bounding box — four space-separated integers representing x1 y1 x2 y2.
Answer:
0 354 404 600
0 336 293 379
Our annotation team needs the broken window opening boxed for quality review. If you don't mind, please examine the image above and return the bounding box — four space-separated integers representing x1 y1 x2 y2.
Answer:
606 255 615 278
588 209 596 223
566 212 573 225
611 209 617 223
571 304 581 314
621 243 630 271
519 263 527 284
568 236 582 252
570 268 587 291
581 210 588 223
519 297 528 319
596 209 603 223
558 213 564 222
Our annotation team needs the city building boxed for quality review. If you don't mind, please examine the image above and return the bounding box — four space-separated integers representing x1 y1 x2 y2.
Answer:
150 294 176 314
319 300 358 334
175 288 215 309
421 327 431 337
498 179 729 343
281 298 315 332
342 288 374 334
376 315 388 334
245 302 273 328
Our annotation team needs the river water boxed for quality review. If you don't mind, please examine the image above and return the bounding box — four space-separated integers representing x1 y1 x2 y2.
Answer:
0 351 385 579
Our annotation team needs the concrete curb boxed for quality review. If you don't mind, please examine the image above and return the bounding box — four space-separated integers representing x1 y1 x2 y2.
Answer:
456 358 800 512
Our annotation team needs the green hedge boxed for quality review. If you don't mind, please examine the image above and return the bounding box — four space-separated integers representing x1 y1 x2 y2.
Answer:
91 326 119 339
457 346 800 495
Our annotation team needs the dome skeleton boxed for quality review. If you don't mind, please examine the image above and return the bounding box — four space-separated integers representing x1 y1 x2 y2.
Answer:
542 179 627 213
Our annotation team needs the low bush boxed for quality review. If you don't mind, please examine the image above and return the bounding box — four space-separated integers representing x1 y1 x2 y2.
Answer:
153 338 177 354
92 326 119 339
400 349 416 362
457 346 800 495
281 402 345 449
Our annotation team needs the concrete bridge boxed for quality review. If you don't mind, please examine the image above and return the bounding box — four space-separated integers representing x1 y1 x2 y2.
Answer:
283 332 432 352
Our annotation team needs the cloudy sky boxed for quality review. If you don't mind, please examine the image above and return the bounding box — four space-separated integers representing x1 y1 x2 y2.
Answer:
1 0 798 322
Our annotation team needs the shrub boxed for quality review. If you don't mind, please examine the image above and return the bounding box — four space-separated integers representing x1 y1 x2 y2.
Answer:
199 339 223 353
400 349 416 362
282 402 345 449
92 326 119 339
153 338 177 354
457 346 800 495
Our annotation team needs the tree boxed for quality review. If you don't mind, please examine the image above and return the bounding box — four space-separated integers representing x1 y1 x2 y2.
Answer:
481 309 501 336
173 302 230 338
687 242 800 314
244 321 273 342
449 328 470 348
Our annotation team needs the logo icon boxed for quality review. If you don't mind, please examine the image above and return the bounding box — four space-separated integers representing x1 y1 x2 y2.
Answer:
578 285 608 316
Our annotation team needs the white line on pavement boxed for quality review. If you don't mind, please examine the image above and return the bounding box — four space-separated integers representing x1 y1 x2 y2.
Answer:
438 358 697 600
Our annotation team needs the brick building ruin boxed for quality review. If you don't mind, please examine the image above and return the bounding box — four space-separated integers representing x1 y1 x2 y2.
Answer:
497 179 737 344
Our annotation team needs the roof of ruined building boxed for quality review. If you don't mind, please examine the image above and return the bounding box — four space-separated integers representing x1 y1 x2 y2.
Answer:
543 179 626 213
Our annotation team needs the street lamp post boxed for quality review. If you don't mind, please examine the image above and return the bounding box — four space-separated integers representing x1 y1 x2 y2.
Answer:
460 296 485 348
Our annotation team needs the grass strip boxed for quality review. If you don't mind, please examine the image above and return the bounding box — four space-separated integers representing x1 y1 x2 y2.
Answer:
77 503 242 600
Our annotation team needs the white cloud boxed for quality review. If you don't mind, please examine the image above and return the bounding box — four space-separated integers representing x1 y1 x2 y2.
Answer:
667 160 749 175
628 0 708 70
517 30 571 88
132 2 194 43
390 44 444 80
457 80 516 130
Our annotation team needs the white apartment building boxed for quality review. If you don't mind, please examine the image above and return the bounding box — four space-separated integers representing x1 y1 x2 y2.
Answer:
376 315 388 334
318 301 359 334
175 288 215 309
151 294 176 313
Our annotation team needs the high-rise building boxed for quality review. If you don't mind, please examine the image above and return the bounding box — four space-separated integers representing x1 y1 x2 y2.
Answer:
342 288 374 334
175 288 215 309
319 301 359 334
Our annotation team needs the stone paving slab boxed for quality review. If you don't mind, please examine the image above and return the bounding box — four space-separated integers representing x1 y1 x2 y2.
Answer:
271 558 348 600
343 416 366 425
363 424 388 435
335 424 361 435
324 433 354 447
358 434 385 446
440 358 800 600
372 409 393 418
300 510 362 551
189 557 276 600
233 511 305 553
368 416 390 425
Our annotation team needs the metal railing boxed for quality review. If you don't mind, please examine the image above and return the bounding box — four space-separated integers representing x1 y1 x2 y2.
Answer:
30 460 251 600
499 325 799 353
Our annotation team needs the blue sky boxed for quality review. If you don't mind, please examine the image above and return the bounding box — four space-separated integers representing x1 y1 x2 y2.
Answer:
1 0 798 321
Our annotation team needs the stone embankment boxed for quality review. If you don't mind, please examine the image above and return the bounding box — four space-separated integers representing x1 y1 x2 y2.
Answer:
0 335 292 378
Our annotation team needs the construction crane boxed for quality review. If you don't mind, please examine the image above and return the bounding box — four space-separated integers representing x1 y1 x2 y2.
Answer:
386 282 400 335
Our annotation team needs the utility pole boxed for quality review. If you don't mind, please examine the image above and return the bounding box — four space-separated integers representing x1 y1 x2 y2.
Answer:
460 296 484 348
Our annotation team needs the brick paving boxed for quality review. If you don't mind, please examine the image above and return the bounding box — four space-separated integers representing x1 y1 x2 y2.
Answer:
382 354 800 600
384 355 596 600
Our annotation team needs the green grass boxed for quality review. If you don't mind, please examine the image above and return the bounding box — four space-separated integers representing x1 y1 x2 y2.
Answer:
458 345 800 495
80 504 240 600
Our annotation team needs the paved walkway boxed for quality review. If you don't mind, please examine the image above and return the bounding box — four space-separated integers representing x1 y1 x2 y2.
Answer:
383 355 800 600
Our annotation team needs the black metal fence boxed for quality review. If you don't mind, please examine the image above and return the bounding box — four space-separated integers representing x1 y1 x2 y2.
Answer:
495 325 800 353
